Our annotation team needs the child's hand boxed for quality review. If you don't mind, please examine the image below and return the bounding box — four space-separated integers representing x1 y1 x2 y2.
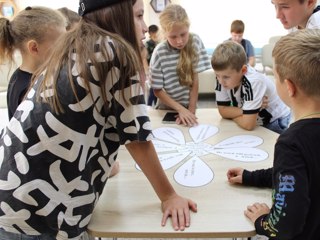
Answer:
227 167 244 184
176 108 198 126
244 202 270 223
161 194 197 231
261 96 269 109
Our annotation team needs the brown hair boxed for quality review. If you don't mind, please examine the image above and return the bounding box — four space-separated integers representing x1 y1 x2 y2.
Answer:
0 6 66 65
33 0 142 113
211 40 247 72
159 4 198 87
272 29 320 97
84 0 144 84
230 20 245 34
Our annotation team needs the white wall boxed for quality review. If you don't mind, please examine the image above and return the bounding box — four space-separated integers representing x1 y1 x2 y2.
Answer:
14 0 320 49
15 0 78 11
146 0 288 49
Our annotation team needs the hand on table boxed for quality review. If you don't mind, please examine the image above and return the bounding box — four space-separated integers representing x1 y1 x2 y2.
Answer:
245 202 270 223
175 108 198 126
261 96 269 109
161 194 197 231
227 167 244 184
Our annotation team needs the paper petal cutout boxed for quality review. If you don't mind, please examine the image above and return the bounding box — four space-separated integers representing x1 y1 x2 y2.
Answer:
189 124 219 143
153 127 185 145
136 151 191 171
214 135 263 148
210 147 268 162
178 142 213 157
152 139 180 153
174 156 214 187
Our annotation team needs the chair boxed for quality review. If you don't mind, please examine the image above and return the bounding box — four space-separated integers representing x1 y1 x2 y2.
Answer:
268 35 282 44
261 35 283 75
261 43 275 74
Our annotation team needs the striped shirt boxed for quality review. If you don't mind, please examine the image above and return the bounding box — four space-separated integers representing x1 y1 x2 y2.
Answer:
150 33 211 107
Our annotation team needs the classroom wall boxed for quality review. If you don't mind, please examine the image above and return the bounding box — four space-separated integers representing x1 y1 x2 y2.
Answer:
13 0 320 49
146 0 288 49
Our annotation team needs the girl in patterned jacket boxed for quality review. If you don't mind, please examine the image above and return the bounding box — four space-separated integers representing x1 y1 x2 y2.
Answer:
0 0 197 239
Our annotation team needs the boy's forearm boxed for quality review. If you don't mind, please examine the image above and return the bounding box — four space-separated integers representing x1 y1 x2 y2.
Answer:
218 106 258 130
233 114 257 131
218 106 243 119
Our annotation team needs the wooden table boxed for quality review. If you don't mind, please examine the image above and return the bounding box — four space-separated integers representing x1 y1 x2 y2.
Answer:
87 108 277 238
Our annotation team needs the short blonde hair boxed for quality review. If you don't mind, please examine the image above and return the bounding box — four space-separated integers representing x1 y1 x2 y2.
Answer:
273 29 320 97
211 40 247 72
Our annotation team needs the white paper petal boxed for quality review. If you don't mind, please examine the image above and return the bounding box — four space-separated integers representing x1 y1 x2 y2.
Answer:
210 147 268 162
152 139 180 153
174 156 214 187
178 142 213 157
136 151 191 171
214 135 263 148
153 127 185 145
189 124 219 143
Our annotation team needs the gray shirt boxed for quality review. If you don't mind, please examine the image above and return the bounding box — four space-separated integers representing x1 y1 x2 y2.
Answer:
150 33 211 107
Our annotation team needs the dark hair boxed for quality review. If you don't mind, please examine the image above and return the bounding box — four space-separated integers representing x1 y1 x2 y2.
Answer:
85 0 137 51
33 0 142 113
84 0 143 76
148 24 158 34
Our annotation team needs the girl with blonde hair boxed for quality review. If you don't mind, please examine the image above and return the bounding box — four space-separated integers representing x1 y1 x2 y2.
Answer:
150 4 211 126
0 6 67 120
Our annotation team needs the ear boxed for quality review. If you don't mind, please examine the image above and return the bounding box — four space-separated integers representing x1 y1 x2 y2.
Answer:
241 65 247 74
284 79 296 97
26 40 39 56
307 0 316 8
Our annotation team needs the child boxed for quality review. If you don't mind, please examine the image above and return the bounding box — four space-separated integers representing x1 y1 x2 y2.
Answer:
145 24 160 64
227 29 320 239
272 0 320 31
211 40 291 134
57 7 80 31
149 4 211 126
0 0 197 239
0 6 66 120
145 24 160 107
228 20 255 67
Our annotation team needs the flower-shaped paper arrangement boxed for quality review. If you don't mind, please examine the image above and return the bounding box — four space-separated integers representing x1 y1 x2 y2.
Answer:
136 124 268 187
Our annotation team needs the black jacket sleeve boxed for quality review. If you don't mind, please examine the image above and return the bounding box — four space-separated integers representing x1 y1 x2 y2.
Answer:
242 167 272 188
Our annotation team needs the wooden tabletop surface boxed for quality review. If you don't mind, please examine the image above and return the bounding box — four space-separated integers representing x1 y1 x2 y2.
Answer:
87 108 277 238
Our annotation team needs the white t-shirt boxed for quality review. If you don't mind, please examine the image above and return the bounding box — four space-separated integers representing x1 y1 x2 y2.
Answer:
290 6 320 32
215 66 290 125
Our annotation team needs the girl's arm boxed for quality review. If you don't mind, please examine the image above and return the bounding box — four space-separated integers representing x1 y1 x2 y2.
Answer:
188 73 199 114
125 140 197 230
